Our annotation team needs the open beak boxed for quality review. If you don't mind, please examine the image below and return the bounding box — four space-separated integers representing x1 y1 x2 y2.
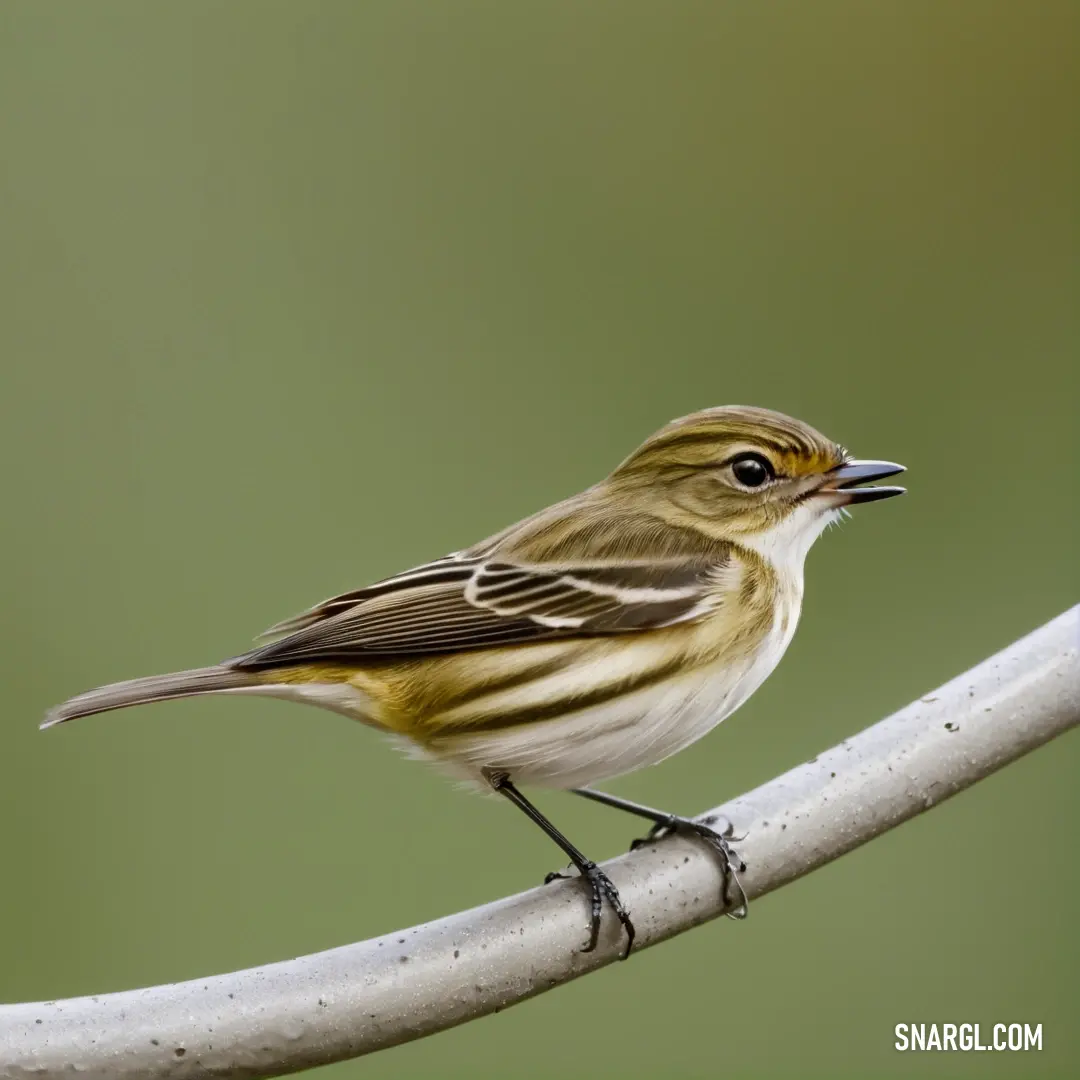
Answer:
818 459 906 504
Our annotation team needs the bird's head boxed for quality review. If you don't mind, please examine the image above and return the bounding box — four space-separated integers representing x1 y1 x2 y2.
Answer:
609 405 905 569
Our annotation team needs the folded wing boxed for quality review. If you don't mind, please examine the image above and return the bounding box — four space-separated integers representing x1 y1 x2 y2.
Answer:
231 554 723 671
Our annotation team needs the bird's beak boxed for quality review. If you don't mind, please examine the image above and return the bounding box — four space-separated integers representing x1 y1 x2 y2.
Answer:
818 460 906 504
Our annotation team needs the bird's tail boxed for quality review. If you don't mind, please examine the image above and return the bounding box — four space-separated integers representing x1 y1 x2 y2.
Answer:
41 665 263 729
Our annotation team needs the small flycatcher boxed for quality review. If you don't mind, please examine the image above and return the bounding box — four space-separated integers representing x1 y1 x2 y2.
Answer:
44 405 905 955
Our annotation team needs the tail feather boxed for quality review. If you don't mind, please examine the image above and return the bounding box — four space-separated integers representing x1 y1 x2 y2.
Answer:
41 665 262 729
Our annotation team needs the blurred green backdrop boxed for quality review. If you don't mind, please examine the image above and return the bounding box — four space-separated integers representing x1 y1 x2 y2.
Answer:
1 2 1077 1077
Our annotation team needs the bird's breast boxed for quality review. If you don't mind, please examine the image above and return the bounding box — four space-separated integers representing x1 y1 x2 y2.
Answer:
407 572 803 789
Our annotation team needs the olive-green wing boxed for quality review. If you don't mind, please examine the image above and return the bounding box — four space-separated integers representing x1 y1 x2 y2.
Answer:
231 554 722 671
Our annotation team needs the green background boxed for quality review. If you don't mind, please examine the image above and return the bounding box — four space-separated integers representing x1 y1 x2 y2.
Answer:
1 3 1077 1077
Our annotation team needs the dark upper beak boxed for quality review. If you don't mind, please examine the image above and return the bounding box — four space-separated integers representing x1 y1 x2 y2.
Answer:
820 459 906 504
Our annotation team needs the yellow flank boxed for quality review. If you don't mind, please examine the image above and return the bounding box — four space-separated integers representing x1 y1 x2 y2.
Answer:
259 547 779 746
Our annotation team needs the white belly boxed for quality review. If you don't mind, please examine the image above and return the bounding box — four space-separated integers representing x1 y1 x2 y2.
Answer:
425 603 798 789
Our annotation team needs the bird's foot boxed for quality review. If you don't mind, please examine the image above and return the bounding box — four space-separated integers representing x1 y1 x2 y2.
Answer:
631 813 748 919
543 861 636 958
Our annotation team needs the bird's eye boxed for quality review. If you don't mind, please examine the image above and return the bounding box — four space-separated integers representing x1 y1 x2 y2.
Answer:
730 453 774 488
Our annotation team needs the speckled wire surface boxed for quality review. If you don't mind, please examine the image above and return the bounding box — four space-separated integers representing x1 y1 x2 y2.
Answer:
1 606 1077 1080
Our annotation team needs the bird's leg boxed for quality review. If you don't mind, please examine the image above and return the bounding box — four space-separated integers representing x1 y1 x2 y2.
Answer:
571 787 749 919
485 770 635 958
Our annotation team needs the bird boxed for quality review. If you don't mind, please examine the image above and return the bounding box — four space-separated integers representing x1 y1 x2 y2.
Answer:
42 405 905 956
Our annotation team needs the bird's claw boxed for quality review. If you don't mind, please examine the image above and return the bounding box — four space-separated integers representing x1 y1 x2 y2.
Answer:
581 860 635 958
630 813 748 919
543 860 636 958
